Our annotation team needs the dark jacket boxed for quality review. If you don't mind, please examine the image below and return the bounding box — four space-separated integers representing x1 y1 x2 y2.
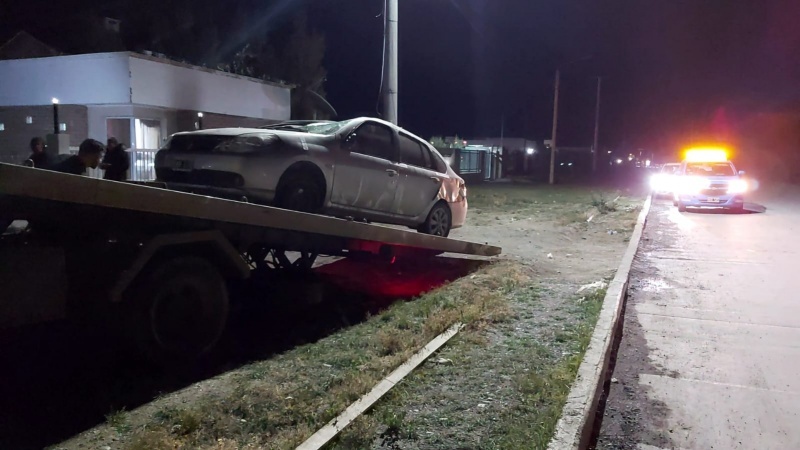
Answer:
102 145 130 181
28 151 49 168
49 155 86 175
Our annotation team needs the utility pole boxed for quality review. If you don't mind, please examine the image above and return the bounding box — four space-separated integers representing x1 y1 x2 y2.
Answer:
382 0 398 125
549 69 560 185
499 114 505 179
592 76 602 174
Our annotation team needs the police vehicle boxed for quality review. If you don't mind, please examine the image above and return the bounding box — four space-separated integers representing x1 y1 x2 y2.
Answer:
672 148 747 212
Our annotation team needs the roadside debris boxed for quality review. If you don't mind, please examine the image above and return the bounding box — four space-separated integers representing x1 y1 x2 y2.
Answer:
547 253 554 259
577 280 608 293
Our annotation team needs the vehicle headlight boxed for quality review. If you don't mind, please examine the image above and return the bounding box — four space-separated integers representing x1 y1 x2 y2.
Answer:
727 179 748 194
649 174 663 190
676 177 709 194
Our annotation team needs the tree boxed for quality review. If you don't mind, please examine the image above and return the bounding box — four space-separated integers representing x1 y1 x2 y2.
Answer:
222 12 331 120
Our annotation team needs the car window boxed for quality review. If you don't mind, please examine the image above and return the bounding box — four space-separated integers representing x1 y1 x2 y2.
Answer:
352 123 394 161
430 150 448 173
420 143 432 169
398 133 427 168
662 164 679 174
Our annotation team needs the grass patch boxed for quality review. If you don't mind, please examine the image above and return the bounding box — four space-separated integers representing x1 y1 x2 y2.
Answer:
467 184 623 227
105 408 130 434
590 191 619 214
338 281 609 450
116 261 525 449
488 287 606 449
468 184 602 213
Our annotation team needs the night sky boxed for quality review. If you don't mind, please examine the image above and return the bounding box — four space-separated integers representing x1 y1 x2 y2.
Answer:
3 0 800 154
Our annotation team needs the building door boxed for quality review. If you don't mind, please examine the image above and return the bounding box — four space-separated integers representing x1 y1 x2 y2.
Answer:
106 118 132 147
131 119 162 181
135 119 162 149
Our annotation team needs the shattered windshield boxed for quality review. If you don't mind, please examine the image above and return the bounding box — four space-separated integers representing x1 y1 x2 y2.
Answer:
262 120 352 135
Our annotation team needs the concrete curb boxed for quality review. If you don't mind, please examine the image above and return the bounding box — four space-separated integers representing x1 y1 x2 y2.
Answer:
547 194 653 450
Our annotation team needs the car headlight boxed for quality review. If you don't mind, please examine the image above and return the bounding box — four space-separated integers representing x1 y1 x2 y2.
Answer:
649 174 663 191
676 177 709 194
727 179 748 194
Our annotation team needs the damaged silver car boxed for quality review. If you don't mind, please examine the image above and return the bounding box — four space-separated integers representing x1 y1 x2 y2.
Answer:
153 118 467 236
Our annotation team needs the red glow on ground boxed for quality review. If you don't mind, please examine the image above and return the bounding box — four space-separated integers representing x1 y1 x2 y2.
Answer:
315 256 482 299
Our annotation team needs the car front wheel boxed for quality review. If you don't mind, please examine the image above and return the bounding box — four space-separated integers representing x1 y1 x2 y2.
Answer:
276 173 324 214
417 202 452 237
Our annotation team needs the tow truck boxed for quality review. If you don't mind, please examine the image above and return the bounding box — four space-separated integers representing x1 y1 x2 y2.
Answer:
0 163 500 363
672 147 748 212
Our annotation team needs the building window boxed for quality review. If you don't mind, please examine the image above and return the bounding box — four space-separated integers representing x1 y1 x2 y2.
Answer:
25 116 33 124
59 123 67 132
0 123 4 131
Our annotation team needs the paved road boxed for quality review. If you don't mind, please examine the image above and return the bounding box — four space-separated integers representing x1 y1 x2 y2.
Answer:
597 186 800 450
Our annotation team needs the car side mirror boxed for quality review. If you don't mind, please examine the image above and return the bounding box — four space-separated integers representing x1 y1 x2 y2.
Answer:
343 133 357 149
738 170 746 176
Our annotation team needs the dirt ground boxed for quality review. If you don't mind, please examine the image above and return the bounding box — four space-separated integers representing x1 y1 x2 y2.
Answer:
41 182 645 450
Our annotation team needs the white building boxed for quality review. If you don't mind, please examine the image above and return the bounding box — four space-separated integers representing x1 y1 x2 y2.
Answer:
0 51 291 179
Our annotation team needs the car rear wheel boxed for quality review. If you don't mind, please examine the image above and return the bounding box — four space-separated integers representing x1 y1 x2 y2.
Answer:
276 173 324 214
417 202 451 237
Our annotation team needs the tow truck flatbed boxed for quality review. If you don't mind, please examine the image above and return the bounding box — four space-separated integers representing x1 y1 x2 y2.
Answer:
0 163 500 362
0 164 500 258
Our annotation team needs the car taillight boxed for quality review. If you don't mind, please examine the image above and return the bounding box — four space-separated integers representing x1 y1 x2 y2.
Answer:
458 182 467 200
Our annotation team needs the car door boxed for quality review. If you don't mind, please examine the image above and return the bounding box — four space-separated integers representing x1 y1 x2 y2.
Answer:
330 121 399 213
394 132 443 217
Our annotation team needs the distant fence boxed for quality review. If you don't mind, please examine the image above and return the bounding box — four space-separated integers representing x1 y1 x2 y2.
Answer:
128 149 157 181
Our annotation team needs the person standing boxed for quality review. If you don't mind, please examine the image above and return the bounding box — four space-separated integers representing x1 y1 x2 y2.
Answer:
48 139 104 175
100 137 130 181
25 137 48 168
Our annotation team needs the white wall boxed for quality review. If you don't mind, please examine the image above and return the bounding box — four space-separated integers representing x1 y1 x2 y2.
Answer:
0 53 131 106
129 55 291 121
1 51 291 123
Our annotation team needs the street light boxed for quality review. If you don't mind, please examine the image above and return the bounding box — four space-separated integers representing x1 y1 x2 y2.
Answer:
526 147 535 155
197 112 204 130
52 97 60 134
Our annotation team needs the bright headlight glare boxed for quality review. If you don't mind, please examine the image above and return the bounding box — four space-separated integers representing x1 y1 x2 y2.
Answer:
677 177 709 194
728 179 748 194
649 175 663 190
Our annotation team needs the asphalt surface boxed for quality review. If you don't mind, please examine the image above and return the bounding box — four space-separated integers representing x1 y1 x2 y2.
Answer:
597 186 800 450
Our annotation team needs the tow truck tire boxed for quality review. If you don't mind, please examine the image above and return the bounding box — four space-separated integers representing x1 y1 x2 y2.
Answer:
129 256 229 364
417 202 452 237
276 173 324 214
